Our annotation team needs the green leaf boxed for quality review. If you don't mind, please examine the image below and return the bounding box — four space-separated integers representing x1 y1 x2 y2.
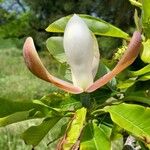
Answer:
138 72 150 81
0 98 55 118
47 117 70 149
129 0 142 8
124 91 150 105
46 37 72 80
0 111 29 127
96 62 117 89
100 123 112 139
0 99 57 127
111 137 123 150
0 98 34 117
80 122 111 150
111 125 124 150
62 107 87 150
130 64 150 76
134 9 141 31
138 140 150 150
46 36 66 63
32 99 61 113
41 93 82 111
117 78 136 89
22 117 62 147
140 40 150 63
142 0 150 38
46 14 129 39
105 103 150 144
128 80 150 91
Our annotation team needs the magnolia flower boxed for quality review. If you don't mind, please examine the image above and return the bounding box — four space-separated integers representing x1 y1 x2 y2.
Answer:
23 14 141 94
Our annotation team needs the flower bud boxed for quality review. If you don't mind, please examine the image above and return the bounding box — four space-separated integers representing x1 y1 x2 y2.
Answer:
63 14 95 89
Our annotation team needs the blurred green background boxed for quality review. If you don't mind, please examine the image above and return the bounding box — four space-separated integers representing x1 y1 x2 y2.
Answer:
0 0 138 149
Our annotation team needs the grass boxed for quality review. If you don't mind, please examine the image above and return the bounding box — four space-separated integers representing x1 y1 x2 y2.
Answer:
0 37 59 149
0 37 57 101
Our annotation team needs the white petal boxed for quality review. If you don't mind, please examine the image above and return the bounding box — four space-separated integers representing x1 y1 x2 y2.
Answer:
63 14 94 89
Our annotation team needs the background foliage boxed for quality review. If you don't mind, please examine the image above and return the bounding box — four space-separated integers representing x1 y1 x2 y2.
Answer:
0 0 136 52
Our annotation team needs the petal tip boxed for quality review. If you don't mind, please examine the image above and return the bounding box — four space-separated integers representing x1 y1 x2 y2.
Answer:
23 37 35 58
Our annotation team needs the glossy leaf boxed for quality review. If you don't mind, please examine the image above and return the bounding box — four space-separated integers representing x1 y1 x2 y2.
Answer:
0 111 29 127
111 137 123 150
0 98 58 127
0 98 31 118
105 103 150 144
111 125 124 150
95 62 117 89
134 9 142 32
124 91 150 105
62 107 86 150
80 122 111 150
22 117 62 147
41 93 82 111
130 64 150 76
138 72 150 81
46 36 66 63
142 0 150 38
46 117 70 149
46 14 129 39
0 98 51 118
129 0 142 8
140 40 150 63
117 78 136 89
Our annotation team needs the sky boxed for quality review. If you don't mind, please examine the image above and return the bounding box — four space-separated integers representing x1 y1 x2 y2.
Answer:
0 0 27 14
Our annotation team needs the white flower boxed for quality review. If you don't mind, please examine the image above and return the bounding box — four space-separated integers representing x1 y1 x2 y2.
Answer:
63 14 99 89
23 14 141 94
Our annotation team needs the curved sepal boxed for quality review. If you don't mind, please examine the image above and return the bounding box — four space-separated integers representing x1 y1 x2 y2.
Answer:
86 31 141 92
23 37 83 94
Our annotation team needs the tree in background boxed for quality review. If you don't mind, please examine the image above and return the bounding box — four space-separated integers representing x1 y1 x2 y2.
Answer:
0 0 31 48
0 0 136 50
